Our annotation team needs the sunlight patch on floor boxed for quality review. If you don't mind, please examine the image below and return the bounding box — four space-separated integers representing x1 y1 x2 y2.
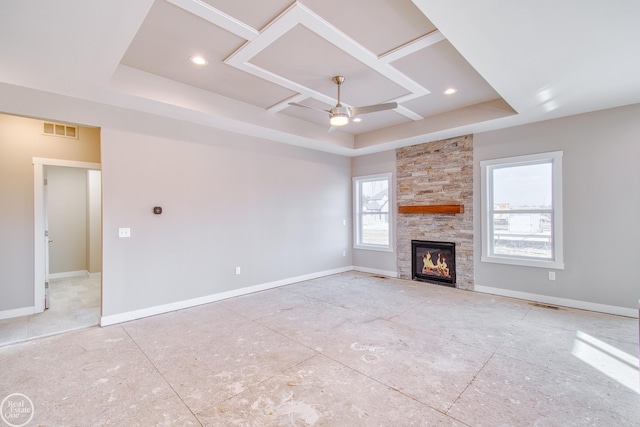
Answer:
572 330 639 394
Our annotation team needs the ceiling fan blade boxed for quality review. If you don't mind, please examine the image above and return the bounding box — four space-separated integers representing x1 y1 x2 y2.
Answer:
350 102 398 116
288 102 330 114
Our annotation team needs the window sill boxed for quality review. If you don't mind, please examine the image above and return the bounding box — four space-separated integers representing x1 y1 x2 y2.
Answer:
481 255 564 270
354 244 394 253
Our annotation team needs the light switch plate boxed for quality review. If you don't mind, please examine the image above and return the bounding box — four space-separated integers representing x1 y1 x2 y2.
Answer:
119 228 131 238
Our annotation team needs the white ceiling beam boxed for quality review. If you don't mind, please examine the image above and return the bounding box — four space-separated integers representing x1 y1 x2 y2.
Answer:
166 0 259 41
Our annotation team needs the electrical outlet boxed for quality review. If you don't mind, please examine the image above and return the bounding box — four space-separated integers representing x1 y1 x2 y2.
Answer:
548 271 556 280
235 267 241 275
343 250 346 257
118 228 131 238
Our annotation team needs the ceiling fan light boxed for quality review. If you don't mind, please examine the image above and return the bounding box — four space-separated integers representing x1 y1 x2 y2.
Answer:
330 114 349 126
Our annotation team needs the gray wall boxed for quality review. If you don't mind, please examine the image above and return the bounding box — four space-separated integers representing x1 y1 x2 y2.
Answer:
0 85 351 322
351 150 397 275
473 103 640 310
100 127 351 317
0 113 100 313
47 166 87 274
1 83 637 319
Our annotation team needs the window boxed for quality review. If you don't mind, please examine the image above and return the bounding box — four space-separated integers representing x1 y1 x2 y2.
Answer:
481 151 564 269
353 173 392 251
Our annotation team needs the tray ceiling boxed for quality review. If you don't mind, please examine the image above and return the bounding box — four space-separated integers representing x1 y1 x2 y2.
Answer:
1 0 638 155
119 0 508 140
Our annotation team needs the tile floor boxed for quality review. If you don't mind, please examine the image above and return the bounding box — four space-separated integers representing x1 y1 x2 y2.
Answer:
0 272 638 426
0 275 100 346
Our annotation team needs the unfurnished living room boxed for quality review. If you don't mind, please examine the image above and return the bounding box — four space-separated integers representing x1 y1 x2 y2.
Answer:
0 1 639 426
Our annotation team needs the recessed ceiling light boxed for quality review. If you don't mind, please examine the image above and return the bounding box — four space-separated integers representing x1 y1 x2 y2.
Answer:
444 88 457 95
189 56 208 65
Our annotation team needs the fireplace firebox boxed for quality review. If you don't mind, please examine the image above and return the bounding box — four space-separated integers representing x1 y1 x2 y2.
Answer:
411 240 456 287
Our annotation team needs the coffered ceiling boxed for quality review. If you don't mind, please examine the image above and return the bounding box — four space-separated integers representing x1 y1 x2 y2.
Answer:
1 0 639 155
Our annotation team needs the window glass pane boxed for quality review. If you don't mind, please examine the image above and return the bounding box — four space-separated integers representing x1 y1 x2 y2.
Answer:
493 163 552 209
360 180 389 212
361 213 389 245
492 212 553 259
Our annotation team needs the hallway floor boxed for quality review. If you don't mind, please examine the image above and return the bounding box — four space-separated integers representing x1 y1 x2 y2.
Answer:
0 272 638 426
0 274 100 346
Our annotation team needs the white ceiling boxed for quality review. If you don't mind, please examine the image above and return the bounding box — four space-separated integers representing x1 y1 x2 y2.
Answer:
1 0 639 156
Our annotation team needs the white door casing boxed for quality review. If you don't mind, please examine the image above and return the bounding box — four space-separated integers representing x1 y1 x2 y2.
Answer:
44 167 49 309
33 158 101 313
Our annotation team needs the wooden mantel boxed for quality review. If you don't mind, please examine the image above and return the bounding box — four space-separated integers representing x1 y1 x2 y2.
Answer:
398 204 464 215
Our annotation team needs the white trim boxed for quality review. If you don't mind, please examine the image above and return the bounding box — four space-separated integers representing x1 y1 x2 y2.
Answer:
354 244 394 253
353 266 398 278
88 272 101 279
48 270 89 279
480 255 564 270
474 285 638 318
379 30 445 65
33 158 101 313
221 2 430 120
165 0 259 41
33 158 101 169
0 306 35 321
100 267 352 326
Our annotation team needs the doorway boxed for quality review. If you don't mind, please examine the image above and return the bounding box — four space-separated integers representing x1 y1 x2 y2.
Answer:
33 158 101 337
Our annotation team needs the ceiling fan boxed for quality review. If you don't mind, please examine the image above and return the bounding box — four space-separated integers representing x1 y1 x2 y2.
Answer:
288 76 398 127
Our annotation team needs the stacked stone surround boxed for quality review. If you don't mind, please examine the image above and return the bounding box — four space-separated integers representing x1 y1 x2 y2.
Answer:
396 134 474 290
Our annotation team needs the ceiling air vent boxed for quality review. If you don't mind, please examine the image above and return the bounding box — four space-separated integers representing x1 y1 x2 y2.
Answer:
43 121 78 139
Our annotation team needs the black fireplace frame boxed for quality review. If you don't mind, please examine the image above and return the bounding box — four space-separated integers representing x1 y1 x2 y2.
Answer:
411 240 456 287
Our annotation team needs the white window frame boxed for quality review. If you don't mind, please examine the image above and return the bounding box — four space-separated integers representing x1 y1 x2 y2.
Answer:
353 173 393 252
481 151 564 269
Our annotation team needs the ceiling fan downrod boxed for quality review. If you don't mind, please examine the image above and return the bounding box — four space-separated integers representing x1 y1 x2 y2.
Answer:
332 75 345 106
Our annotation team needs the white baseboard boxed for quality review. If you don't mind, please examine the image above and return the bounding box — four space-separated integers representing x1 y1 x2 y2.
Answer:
49 270 88 279
0 306 35 320
88 272 101 279
353 266 398 278
474 285 638 318
100 266 352 327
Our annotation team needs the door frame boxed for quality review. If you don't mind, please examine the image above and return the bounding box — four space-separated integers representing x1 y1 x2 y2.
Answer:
33 157 101 313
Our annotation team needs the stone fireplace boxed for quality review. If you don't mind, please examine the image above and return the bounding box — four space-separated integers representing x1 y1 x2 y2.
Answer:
396 135 473 290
